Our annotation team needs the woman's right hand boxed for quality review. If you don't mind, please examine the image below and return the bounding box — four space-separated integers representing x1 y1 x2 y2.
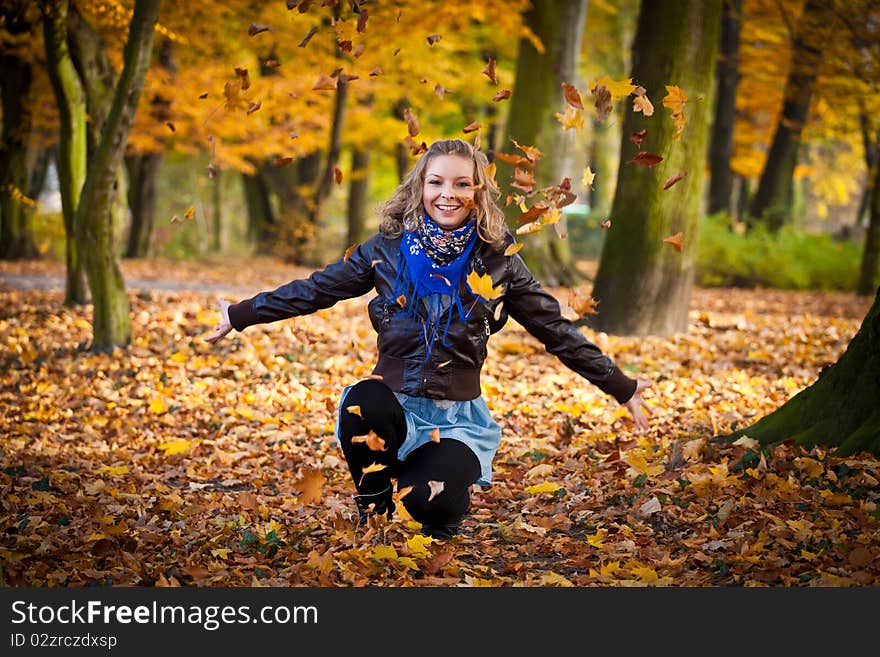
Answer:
204 299 233 344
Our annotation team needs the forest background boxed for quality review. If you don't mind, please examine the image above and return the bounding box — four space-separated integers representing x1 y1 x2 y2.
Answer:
1 0 879 588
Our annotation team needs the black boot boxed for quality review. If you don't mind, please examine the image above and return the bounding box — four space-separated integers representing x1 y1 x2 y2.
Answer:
420 521 460 540
353 486 395 525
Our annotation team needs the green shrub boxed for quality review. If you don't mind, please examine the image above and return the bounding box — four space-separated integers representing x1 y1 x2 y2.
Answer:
696 213 861 291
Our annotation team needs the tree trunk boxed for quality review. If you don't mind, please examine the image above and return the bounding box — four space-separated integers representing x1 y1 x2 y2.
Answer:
211 167 223 253
747 0 831 230
40 0 88 305
720 287 880 457
501 0 588 287
346 146 370 248
857 160 880 296
242 170 275 254
0 46 38 259
74 0 160 352
393 98 411 182
587 117 616 217
588 0 722 337
707 0 743 217
124 153 161 257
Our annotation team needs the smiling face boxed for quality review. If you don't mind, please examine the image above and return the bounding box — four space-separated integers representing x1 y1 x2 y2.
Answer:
421 154 476 230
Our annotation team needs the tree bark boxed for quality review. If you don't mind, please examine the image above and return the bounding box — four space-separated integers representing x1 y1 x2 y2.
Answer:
747 0 832 230
74 0 160 352
588 0 722 337
720 287 880 457
0 44 38 260
857 160 880 296
501 0 588 287
346 146 370 248
124 153 161 257
707 0 743 217
242 171 275 253
40 0 88 305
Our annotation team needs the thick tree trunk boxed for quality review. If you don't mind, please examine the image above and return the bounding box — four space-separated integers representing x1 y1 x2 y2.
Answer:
588 0 722 336
346 147 370 248
124 153 161 257
747 0 831 230
857 161 880 296
501 0 588 287
0 48 38 259
40 0 88 305
74 0 160 352
587 117 615 217
707 0 743 217
720 287 880 457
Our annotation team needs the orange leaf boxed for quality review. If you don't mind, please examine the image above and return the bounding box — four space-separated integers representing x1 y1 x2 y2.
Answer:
293 468 324 505
274 156 294 167
663 232 684 252
404 107 420 137
663 171 688 190
312 74 337 91
463 121 481 134
629 152 663 167
346 404 363 417
568 288 600 316
492 89 511 102
351 430 386 451
482 57 497 85
396 294 407 307
504 242 524 256
334 166 343 184
562 82 583 109
343 244 357 261
430 427 440 443
246 101 261 115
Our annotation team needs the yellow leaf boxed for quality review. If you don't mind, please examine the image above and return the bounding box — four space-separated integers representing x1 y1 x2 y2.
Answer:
600 561 620 577
662 85 688 114
525 481 562 494
582 166 596 189
630 565 659 582
170 352 187 363
516 220 545 235
539 572 575 587
358 462 388 487
590 75 637 100
466 269 503 301
554 106 583 131
158 439 192 456
503 242 524 256
407 534 435 558
485 162 496 183
149 396 168 415
211 548 231 560
346 405 363 417
372 545 398 560
235 405 254 420
587 530 606 548
184 206 195 220
96 465 129 476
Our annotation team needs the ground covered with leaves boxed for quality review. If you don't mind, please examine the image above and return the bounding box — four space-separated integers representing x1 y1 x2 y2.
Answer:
1 258 878 587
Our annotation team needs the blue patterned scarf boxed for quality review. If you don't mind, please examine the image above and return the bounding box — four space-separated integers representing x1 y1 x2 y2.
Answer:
391 212 478 360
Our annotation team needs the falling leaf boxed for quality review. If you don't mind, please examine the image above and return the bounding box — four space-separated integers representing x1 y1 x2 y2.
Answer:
293 468 324 505
352 430 386 451
248 23 271 36
555 106 583 131
359 462 388 487
434 83 449 99
430 427 440 443
492 89 511 101
299 26 318 47
494 152 533 168
353 44 366 58
493 301 504 322
663 232 684 252
485 162 496 183
463 121 481 134
562 82 583 109
264 59 280 68
504 242 524 256
346 405 363 417
663 171 688 190
234 66 250 91
184 206 195 220
170 215 182 224
467 270 503 301
568 288 599 317
590 75 637 100
629 128 648 149
516 221 544 235
629 152 663 167
427 480 445 502
246 101 261 115
633 86 654 116
403 107 420 137
511 167 536 193
206 164 217 179
599 218 611 229
663 85 688 140
482 57 497 85
334 166 343 184
165 121 175 132
517 202 550 225
582 166 596 190
397 485 414 501
337 39 352 53
396 294 407 307
593 85 613 123
369 67 383 77
312 74 338 91
274 156 294 167
510 138 543 163
357 9 369 32
426 34 441 45
198 92 208 99
343 244 357 262
404 136 427 156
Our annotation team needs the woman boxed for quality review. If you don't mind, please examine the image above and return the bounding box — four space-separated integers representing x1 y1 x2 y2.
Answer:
205 139 652 539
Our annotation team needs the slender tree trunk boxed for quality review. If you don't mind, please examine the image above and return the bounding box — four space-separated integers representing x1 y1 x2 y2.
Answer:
40 0 88 305
124 153 161 257
0 48 38 259
347 147 370 248
588 0 722 337
587 118 615 217
242 171 275 253
74 0 160 352
858 161 880 296
211 168 223 253
501 0 588 286
720 287 880 457
393 98 411 182
747 0 832 230
707 0 743 217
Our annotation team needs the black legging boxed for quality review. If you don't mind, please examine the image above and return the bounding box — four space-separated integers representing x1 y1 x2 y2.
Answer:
337 379 481 529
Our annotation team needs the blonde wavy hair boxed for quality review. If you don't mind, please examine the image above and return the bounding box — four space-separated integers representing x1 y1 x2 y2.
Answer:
379 139 508 249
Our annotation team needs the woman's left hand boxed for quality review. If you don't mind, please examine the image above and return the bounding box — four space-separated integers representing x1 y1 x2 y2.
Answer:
624 379 653 432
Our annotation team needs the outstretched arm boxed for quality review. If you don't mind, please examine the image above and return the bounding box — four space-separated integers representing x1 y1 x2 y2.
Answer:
203 299 232 344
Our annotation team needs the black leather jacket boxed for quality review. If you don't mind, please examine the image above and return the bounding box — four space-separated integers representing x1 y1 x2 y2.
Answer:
228 231 636 403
